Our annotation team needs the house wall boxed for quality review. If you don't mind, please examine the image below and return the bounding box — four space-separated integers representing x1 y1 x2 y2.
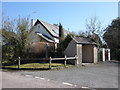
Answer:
35 23 54 40
82 45 93 63
54 38 59 43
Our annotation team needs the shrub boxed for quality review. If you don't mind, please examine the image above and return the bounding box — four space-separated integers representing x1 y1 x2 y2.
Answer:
56 34 72 57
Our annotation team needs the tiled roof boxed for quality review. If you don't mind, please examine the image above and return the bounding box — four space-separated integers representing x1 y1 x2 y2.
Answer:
37 19 70 37
73 36 97 45
36 33 55 43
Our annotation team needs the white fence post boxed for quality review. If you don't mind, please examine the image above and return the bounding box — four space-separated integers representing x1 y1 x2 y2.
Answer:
49 57 52 69
64 56 67 67
102 48 105 61
18 57 20 69
108 49 111 61
75 55 78 65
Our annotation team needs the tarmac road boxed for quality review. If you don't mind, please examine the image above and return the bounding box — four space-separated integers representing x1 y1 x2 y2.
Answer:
2 71 76 88
2 61 119 88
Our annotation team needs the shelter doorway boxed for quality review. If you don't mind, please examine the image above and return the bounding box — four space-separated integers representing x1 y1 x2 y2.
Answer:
82 45 93 63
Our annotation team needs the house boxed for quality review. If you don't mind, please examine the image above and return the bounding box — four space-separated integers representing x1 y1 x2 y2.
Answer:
30 19 70 57
64 36 98 65
30 19 98 62
31 19 70 44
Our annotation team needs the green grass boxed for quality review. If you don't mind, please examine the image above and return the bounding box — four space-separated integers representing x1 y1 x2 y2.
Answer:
3 63 73 69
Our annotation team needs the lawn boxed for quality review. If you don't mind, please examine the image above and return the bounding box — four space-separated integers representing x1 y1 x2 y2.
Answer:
2 63 73 69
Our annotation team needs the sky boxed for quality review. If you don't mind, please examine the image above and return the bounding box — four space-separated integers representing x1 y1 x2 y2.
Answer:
2 2 118 33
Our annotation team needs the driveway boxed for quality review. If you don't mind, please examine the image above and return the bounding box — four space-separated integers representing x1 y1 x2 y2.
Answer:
2 61 119 88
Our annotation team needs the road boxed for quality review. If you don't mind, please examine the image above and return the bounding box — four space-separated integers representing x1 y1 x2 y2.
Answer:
2 71 76 88
2 61 119 88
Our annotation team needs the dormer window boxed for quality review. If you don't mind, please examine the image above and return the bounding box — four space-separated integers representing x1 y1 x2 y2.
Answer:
52 29 58 34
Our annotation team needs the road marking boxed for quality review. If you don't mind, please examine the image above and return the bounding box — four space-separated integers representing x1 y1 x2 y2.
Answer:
62 82 73 86
35 76 40 78
47 79 50 81
26 75 77 87
25 75 31 77
34 76 45 80
74 85 77 87
81 86 89 88
40 78 45 80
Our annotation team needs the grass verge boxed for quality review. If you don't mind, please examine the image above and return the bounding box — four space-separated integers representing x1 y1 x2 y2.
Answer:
2 63 73 69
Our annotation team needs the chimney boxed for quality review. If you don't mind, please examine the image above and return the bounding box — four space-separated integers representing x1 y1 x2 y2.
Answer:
53 24 58 26
31 19 36 26
59 23 64 43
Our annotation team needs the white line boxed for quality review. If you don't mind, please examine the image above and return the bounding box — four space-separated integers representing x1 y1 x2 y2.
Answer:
74 85 77 87
35 76 40 78
62 82 73 86
25 75 31 77
34 76 45 80
26 75 46 80
40 78 45 80
81 86 89 88
47 79 50 81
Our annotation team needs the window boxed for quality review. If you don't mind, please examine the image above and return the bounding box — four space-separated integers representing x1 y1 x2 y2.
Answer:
52 29 58 34
38 25 40 29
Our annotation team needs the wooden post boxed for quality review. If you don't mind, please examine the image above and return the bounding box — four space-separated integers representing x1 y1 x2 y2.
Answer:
49 57 52 69
18 57 20 69
75 55 78 65
64 56 67 67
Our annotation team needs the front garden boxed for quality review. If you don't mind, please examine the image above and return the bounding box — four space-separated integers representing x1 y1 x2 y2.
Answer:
2 63 73 70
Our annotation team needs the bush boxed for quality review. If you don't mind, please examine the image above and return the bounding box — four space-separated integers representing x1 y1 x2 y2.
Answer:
56 34 72 57
2 44 15 63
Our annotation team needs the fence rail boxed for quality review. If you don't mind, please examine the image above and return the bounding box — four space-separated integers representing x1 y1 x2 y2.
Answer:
16 55 77 69
15 58 50 61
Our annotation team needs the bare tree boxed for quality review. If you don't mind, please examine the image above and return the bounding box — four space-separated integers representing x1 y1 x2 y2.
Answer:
85 16 104 38
79 16 105 47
